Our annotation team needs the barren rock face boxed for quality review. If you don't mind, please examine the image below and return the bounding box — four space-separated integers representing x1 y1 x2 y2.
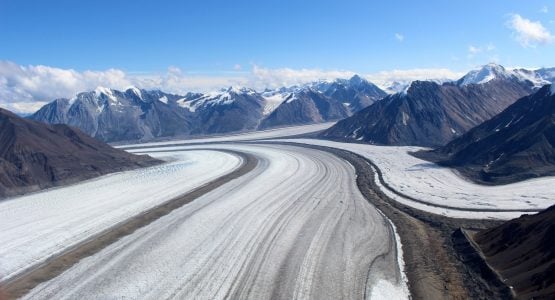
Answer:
430 85 555 184
475 204 555 299
321 78 536 147
0 108 160 198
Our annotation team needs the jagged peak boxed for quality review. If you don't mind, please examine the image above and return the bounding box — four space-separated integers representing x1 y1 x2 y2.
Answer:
94 86 114 96
349 74 365 84
459 63 512 86
125 86 143 98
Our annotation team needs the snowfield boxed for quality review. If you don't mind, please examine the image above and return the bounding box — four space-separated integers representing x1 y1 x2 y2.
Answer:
24 143 409 300
116 122 334 149
274 139 555 219
0 150 241 282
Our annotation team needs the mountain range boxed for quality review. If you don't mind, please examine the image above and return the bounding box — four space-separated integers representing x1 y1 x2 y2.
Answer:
321 64 554 147
420 84 555 184
28 64 555 145
30 76 386 142
0 108 160 198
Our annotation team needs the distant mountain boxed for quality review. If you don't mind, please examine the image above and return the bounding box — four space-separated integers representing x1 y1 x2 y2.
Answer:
474 204 555 299
177 87 265 135
258 75 386 129
31 87 264 142
32 87 193 142
421 85 555 184
0 108 159 198
321 63 546 146
312 75 387 112
259 88 350 129
31 75 386 142
458 63 550 88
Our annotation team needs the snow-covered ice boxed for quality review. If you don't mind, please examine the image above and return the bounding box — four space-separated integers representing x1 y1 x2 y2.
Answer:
24 143 409 300
0 150 241 282
117 122 335 148
272 139 555 219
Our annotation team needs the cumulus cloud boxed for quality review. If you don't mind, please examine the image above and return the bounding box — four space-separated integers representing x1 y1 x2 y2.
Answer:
0 60 464 114
0 61 133 114
394 33 404 42
249 65 355 89
364 68 464 88
507 14 554 47
0 61 249 113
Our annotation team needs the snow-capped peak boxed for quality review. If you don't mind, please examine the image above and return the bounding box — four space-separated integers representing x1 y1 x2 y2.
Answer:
94 86 113 97
94 86 118 103
513 69 551 88
400 81 414 95
222 86 256 95
126 86 142 99
459 63 512 86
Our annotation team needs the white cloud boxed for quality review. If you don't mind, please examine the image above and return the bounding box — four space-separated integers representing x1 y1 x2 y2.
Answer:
541 6 549 13
394 33 404 42
0 60 465 114
233 64 242 71
249 65 355 89
364 68 465 88
468 45 482 55
507 14 554 47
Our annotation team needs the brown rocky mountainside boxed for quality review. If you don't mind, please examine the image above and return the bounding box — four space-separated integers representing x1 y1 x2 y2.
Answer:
0 108 160 198
421 85 555 184
321 78 535 147
474 205 555 299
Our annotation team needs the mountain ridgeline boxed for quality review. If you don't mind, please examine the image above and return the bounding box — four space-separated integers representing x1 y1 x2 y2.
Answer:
321 64 554 146
30 76 386 142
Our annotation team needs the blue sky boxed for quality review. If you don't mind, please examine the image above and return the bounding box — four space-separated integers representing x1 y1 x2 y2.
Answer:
0 0 554 112
1 0 554 72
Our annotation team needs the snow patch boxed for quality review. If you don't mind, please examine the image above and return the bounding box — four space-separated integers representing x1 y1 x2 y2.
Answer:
401 112 409 126
127 86 142 99
285 94 298 103
158 96 168 104
94 86 118 104
177 99 197 112
262 93 288 115
370 279 410 300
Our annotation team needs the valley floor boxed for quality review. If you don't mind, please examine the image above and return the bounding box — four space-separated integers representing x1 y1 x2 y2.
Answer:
17 143 409 299
1 123 554 299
